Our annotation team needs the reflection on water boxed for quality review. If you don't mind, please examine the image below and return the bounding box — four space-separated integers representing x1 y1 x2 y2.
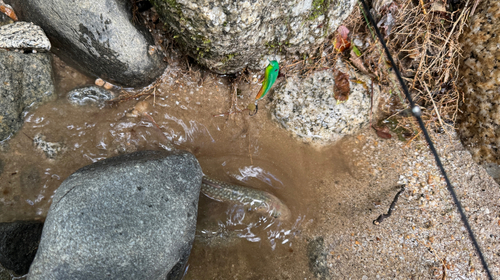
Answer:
235 165 285 189
0 58 357 279
198 199 306 250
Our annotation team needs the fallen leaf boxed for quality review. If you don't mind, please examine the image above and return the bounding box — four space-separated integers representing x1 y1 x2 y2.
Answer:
338 25 349 39
334 70 350 102
373 126 392 139
0 4 18 21
334 25 350 52
349 49 368 73
352 79 368 90
352 45 362 57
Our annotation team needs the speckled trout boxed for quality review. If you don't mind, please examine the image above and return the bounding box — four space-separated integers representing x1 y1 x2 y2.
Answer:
201 176 291 221
136 110 291 220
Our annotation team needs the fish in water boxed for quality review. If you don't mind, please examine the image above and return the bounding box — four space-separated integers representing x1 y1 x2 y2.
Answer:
201 176 291 221
131 108 291 220
255 60 280 100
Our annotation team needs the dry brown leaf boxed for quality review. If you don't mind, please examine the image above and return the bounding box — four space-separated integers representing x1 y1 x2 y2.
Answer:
334 70 350 102
334 25 350 53
349 49 368 73
374 126 392 139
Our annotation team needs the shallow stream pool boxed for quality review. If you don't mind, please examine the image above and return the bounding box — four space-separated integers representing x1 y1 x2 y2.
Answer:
0 56 362 279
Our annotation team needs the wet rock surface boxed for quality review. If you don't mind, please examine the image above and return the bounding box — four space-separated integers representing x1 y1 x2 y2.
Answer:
271 59 378 144
28 150 202 280
0 50 54 141
457 0 500 182
0 22 50 51
151 0 356 73
307 237 330 280
67 86 114 108
32 134 64 159
0 12 13 26
0 221 43 275
5 0 166 87
0 266 12 280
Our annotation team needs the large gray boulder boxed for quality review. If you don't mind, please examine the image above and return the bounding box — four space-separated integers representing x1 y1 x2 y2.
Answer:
0 49 54 141
5 0 166 87
151 0 356 73
28 150 202 280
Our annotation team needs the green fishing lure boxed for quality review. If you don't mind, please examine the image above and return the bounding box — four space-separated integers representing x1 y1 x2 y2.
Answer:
255 60 279 100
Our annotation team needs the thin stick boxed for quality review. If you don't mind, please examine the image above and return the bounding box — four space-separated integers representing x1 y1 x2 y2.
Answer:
419 0 427 14
423 84 447 134
470 0 481 17
410 25 429 89
142 112 163 131
283 60 303 69
419 1 469 79
404 129 421 148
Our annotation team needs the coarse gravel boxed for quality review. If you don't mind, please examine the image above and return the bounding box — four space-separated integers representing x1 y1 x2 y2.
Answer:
312 128 499 279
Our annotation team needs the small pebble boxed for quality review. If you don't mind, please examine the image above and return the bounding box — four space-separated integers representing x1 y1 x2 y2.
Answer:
95 78 105 87
103 82 114 90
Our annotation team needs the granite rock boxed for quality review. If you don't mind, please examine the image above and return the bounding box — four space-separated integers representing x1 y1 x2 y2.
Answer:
28 150 202 280
271 59 379 144
0 22 51 51
151 0 356 73
5 0 167 87
457 0 500 179
0 50 54 141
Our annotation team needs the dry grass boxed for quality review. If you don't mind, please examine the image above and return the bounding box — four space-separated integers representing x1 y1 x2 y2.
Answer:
386 0 471 134
281 0 471 140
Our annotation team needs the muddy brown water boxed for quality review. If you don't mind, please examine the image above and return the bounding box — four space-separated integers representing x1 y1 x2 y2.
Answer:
0 57 363 279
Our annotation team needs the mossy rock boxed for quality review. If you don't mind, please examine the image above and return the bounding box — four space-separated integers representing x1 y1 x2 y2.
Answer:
150 0 356 73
